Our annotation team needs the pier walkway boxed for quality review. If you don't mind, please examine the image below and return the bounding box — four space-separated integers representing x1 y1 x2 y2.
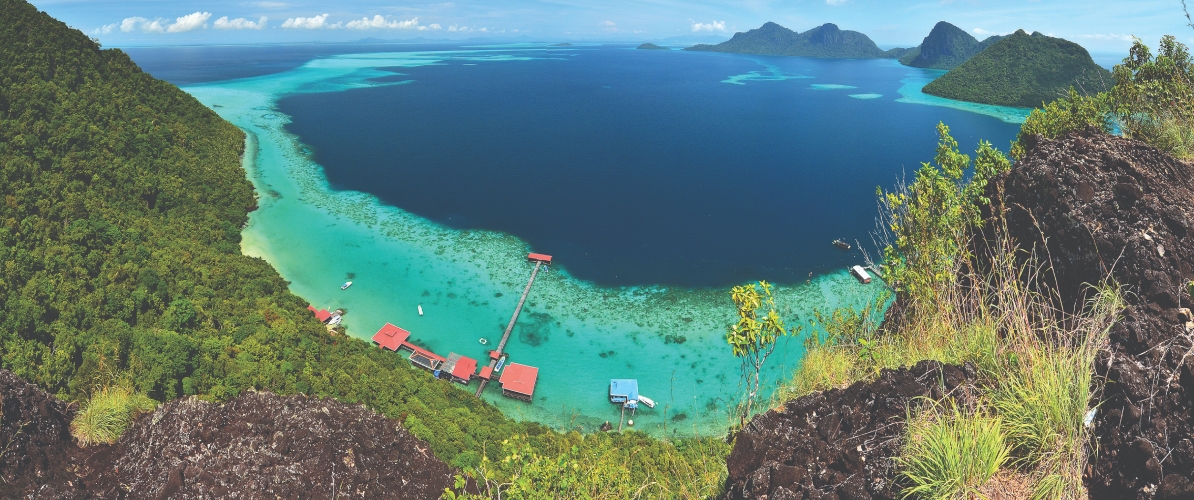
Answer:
475 253 551 396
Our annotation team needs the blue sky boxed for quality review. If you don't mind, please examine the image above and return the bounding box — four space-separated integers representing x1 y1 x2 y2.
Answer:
30 0 1194 54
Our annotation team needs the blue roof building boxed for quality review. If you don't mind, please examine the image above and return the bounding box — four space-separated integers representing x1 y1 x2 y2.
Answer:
610 379 639 409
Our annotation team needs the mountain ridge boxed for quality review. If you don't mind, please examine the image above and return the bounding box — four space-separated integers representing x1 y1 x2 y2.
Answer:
684 22 893 59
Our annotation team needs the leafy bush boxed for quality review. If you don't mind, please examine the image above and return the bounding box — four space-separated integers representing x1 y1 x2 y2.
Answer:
877 123 1011 309
70 386 158 447
1011 88 1113 159
1110 35 1194 159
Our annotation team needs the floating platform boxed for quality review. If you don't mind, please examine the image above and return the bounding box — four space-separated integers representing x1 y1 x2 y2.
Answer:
850 265 873 284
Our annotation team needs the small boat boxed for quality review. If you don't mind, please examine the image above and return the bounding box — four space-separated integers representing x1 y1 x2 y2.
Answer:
494 356 507 372
832 239 851 250
637 395 656 408
327 311 343 326
341 281 353 290
418 305 424 316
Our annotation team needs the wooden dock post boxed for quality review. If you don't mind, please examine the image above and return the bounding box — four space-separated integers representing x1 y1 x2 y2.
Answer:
476 260 543 397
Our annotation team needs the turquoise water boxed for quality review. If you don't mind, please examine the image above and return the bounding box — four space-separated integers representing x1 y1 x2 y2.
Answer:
182 46 1028 437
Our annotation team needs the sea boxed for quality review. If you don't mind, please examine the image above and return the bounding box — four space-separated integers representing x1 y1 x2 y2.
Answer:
127 43 1024 437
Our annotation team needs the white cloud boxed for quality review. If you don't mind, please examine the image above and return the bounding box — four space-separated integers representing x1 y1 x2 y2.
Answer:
1078 33 1134 42
215 16 267 30
973 27 991 35
691 20 726 32
449 24 479 32
345 15 424 30
166 12 211 33
92 23 117 35
281 14 329 29
427 23 442 30
120 17 164 33
600 20 616 27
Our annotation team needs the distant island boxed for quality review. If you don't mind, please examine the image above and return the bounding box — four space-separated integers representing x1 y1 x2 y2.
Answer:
922 29 1113 107
899 21 1004 70
637 43 669 50
549 42 572 47
684 22 896 59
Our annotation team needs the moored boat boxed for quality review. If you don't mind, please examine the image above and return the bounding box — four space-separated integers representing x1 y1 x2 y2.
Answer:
832 239 851 250
341 281 353 290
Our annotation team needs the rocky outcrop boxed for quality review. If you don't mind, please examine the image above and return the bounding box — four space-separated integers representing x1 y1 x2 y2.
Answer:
722 361 976 500
990 128 1194 499
0 370 83 498
0 370 452 499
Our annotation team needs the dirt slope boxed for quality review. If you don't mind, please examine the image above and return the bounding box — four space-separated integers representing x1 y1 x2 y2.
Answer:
721 361 976 500
991 129 1194 499
0 371 452 499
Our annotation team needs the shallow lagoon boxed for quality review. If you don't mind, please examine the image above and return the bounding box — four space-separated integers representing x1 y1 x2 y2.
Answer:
176 45 1027 437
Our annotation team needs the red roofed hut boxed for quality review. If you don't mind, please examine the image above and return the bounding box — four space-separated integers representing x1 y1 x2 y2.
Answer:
371 323 410 351
499 363 538 402
527 253 552 264
308 305 333 323
441 353 478 385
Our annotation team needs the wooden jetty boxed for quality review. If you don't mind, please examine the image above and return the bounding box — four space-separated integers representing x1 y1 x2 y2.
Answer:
475 253 551 397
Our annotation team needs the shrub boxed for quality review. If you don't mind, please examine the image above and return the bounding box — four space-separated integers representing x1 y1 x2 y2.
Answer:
70 386 158 447
1011 88 1113 159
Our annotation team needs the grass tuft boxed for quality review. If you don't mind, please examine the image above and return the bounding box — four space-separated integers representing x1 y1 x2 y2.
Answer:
898 400 1010 500
70 386 157 447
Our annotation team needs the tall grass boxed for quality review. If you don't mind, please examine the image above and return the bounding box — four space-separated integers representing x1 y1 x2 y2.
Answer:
898 400 1010 500
776 213 1122 498
70 386 157 447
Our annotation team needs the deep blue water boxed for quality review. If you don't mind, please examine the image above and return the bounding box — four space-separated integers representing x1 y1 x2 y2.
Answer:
130 44 1021 288
272 46 1019 287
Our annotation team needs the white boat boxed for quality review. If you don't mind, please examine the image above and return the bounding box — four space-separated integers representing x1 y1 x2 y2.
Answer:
637 395 656 408
418 304 424 316
341 281 353 290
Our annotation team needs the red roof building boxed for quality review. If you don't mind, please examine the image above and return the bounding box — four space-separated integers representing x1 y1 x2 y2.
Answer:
478 366 493 380
527 253 553 264
499 363 539 402
308 305 333 323
441 353 478 384
371 323 411 351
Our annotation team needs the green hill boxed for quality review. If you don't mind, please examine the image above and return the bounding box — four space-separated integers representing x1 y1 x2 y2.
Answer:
922 30 1112 107
898 21 1003 70
637 43 668 50
685 22 890 58
0 0 728 493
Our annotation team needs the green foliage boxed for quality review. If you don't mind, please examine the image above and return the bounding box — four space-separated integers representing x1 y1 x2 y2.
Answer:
1011 88 1113 159
879 123 1011 307
897 400 1010 500
0 1 724 492
1109 36 1194 159
923 30 1113 107
726 281 792 423
447 432 730 499
70 386 158 447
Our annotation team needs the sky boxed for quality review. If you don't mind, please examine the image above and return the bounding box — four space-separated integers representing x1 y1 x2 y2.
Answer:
29 0 1194 54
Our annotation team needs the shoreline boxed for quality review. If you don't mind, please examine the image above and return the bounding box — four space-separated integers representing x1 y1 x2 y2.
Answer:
189 48 891 436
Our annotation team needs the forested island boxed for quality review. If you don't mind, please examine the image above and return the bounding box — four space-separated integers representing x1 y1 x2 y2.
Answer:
922 29 1113 107
685 22 897 59
898 21 1004 70
637 43 669 50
